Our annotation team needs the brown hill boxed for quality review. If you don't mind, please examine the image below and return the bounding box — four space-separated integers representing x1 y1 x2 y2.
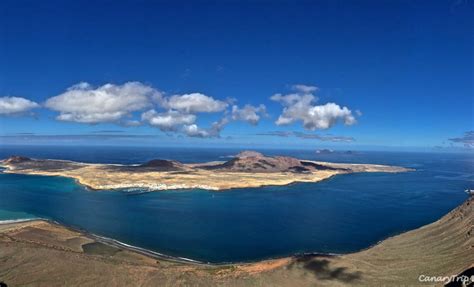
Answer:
204 151 341 173
3 155 31 164
235 151 265 158
140 159 187 171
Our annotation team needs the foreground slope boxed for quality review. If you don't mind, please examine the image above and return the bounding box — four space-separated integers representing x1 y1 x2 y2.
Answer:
0 196 471 286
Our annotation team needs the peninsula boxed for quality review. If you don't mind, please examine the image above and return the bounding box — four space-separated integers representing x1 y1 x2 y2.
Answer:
0 151 410 191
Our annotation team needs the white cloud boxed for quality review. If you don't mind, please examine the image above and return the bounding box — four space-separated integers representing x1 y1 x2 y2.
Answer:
41 81 268 138
183 117 229 138
141 109 196 131
182 124 210 137
0 96 39 115
231 104 266 125
45 82 162 124
271 85 357 130
141 92 235 137
292 84 318 93
164 93 228 113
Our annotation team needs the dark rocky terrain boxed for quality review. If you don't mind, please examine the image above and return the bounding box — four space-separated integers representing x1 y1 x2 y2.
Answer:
2 156 83 172
3 155 31 164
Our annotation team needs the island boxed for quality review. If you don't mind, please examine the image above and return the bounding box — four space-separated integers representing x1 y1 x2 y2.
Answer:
0 195 471 286
0 151 410 191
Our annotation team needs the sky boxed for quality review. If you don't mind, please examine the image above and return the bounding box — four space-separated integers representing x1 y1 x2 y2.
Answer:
0 0 472 151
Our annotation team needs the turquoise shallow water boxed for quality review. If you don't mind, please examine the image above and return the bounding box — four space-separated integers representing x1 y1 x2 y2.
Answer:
0 146 472 263
0 209 37 221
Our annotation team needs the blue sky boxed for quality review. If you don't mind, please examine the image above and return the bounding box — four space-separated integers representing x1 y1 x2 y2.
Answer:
0 0 472 151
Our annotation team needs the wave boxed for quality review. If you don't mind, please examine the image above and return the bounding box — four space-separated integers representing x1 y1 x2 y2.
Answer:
87 233 205 264
0 217 39 224
118 188 153 195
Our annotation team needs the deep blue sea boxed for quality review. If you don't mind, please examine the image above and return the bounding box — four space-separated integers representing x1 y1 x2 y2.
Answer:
0 145 472 263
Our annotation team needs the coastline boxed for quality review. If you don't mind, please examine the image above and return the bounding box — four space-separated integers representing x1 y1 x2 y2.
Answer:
0 218 40 225
0 195 471 286
0 155 412 191
0 193 469 266
0 217 335 266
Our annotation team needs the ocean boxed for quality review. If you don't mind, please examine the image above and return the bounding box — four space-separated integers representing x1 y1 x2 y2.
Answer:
0 145 472 263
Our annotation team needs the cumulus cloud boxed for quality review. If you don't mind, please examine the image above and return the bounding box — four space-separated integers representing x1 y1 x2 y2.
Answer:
183 117 229 138
44 82 235 137
179 103 265 138
45 82 161 124
140 92 264 137
40 80 275 138
292 84 318 93
164 93 228 113
0 96 39 115
147 92 233 137
141 107 230 138
271 85 357 130
141 109 196 131
231 104 266 125
257 131 355 142
449 131 474 148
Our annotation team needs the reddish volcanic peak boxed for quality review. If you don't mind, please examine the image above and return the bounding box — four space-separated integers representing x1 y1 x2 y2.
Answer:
3 156 32 164
235 151 264 158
